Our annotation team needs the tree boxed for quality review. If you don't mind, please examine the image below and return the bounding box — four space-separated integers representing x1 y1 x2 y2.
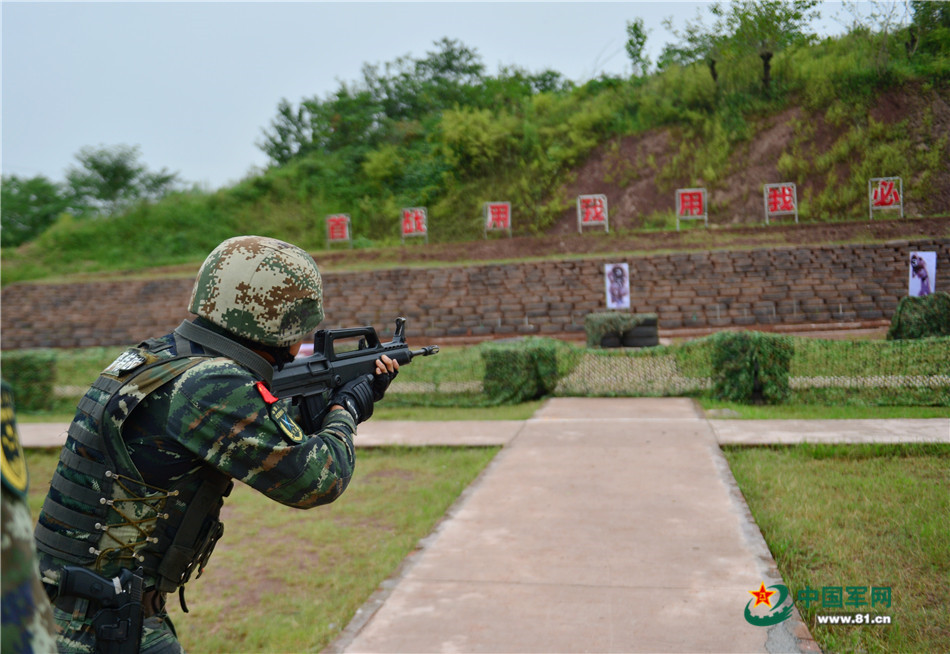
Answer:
658 8 720 84
258 99 314 165
625 18 652 77
838 1 913 71
65 144 181 216
659 7 717 69
717 1 821 91
661 1 820 92
259 38 492 166
0 174 71 247
909 0 950 55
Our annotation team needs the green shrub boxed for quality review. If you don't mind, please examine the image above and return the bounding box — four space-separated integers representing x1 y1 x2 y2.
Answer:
709 331 794 404
0 350 57 412
887 292 950 340
584 312 658 348
480 337 579 404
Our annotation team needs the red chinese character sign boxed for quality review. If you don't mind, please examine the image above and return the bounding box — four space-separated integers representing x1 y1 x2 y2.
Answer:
869 177 903 220
763 183 798 224
401 207 428 243
676 188 708 230
577 194 609 233
484 202 512 238
326 214 352 248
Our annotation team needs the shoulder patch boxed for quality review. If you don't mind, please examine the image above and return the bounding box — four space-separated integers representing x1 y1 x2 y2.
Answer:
269 402 305 443
104 350 148 377
1 386 28 497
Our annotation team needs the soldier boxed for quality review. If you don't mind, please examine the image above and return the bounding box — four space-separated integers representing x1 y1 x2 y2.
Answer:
33 235 397 653
2 380 59 653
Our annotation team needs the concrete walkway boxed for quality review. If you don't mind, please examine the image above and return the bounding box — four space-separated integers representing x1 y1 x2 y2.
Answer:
331 398 823 653
19 402 948 653
711 417 949 445
21 412 948 450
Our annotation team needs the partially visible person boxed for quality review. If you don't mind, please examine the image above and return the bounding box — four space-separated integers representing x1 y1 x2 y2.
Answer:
2 379 58 653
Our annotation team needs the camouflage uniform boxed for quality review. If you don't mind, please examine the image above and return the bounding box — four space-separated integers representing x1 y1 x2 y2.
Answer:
33 237 362 653
2 380 58 654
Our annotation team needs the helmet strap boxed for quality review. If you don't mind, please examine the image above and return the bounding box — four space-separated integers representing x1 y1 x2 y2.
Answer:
189 318 296 370
177 319 277 383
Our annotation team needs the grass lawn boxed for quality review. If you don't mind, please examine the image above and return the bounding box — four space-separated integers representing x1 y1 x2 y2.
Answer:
373 399 544 421
698 399 950 420
25 445 500 652
724 443 950 654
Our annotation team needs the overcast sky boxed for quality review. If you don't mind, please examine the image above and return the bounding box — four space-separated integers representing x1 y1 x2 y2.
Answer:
2 1 880 191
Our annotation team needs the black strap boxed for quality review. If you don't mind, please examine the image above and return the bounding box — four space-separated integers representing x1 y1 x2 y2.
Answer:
51 473 108 510
34 522 97 564
173 320 274 385
65 421 102 450
60 447 109 479
154 474 230 593
41 498 103 534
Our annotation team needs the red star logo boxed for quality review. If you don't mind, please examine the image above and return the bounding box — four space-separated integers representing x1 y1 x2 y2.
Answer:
749 582 776 608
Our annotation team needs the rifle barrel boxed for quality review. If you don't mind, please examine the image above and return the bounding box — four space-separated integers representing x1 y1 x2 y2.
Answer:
410 345 440 358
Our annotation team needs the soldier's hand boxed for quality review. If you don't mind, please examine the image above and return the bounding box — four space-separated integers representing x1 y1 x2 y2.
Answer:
371 355 399 402
332 374 375 424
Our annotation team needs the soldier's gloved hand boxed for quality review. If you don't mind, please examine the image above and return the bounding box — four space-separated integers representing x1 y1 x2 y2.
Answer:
332 374 375 424
372 355 400 402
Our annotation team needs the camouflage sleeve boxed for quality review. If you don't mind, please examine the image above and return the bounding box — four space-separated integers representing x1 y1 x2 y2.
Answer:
167 359 356 508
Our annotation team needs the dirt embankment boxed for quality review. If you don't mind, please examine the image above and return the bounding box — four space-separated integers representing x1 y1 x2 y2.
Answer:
549 84 950 233
308 86 950 271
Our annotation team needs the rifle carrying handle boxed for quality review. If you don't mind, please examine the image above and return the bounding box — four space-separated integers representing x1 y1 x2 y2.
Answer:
316 326 381 361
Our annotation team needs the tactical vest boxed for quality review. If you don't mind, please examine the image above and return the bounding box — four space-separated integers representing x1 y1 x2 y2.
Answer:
34 322 271 596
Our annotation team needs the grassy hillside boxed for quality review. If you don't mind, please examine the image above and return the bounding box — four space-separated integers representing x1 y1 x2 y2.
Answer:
2 27 948 286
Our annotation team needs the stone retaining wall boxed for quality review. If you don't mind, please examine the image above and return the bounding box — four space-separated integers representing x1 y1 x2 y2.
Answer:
2 239 946 350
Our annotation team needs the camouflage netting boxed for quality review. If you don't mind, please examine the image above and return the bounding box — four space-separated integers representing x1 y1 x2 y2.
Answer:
584 312 658 348
887 292 950 340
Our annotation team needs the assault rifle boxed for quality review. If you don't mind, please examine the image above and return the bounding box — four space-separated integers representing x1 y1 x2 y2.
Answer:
271 317 438 432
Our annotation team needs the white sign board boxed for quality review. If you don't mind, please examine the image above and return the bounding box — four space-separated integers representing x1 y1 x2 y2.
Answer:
605 263 630 310
909 251 936 297
577 194 609 233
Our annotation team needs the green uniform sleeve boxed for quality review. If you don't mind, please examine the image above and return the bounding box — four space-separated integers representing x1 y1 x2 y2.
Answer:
167 359 356 508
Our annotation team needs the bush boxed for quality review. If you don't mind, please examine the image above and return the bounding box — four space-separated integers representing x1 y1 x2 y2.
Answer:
480 337 580 404
585 313 658 348
709 331 794 404
887 292 950 340
0 350 57 412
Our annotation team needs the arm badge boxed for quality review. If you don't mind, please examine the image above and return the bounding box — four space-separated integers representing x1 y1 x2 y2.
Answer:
1 384 29 497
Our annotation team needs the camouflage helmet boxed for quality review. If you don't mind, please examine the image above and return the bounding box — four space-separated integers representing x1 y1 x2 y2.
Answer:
189 236 324 347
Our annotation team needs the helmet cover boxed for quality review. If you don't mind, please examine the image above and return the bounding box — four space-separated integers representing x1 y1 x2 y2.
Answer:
189 236 324 347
